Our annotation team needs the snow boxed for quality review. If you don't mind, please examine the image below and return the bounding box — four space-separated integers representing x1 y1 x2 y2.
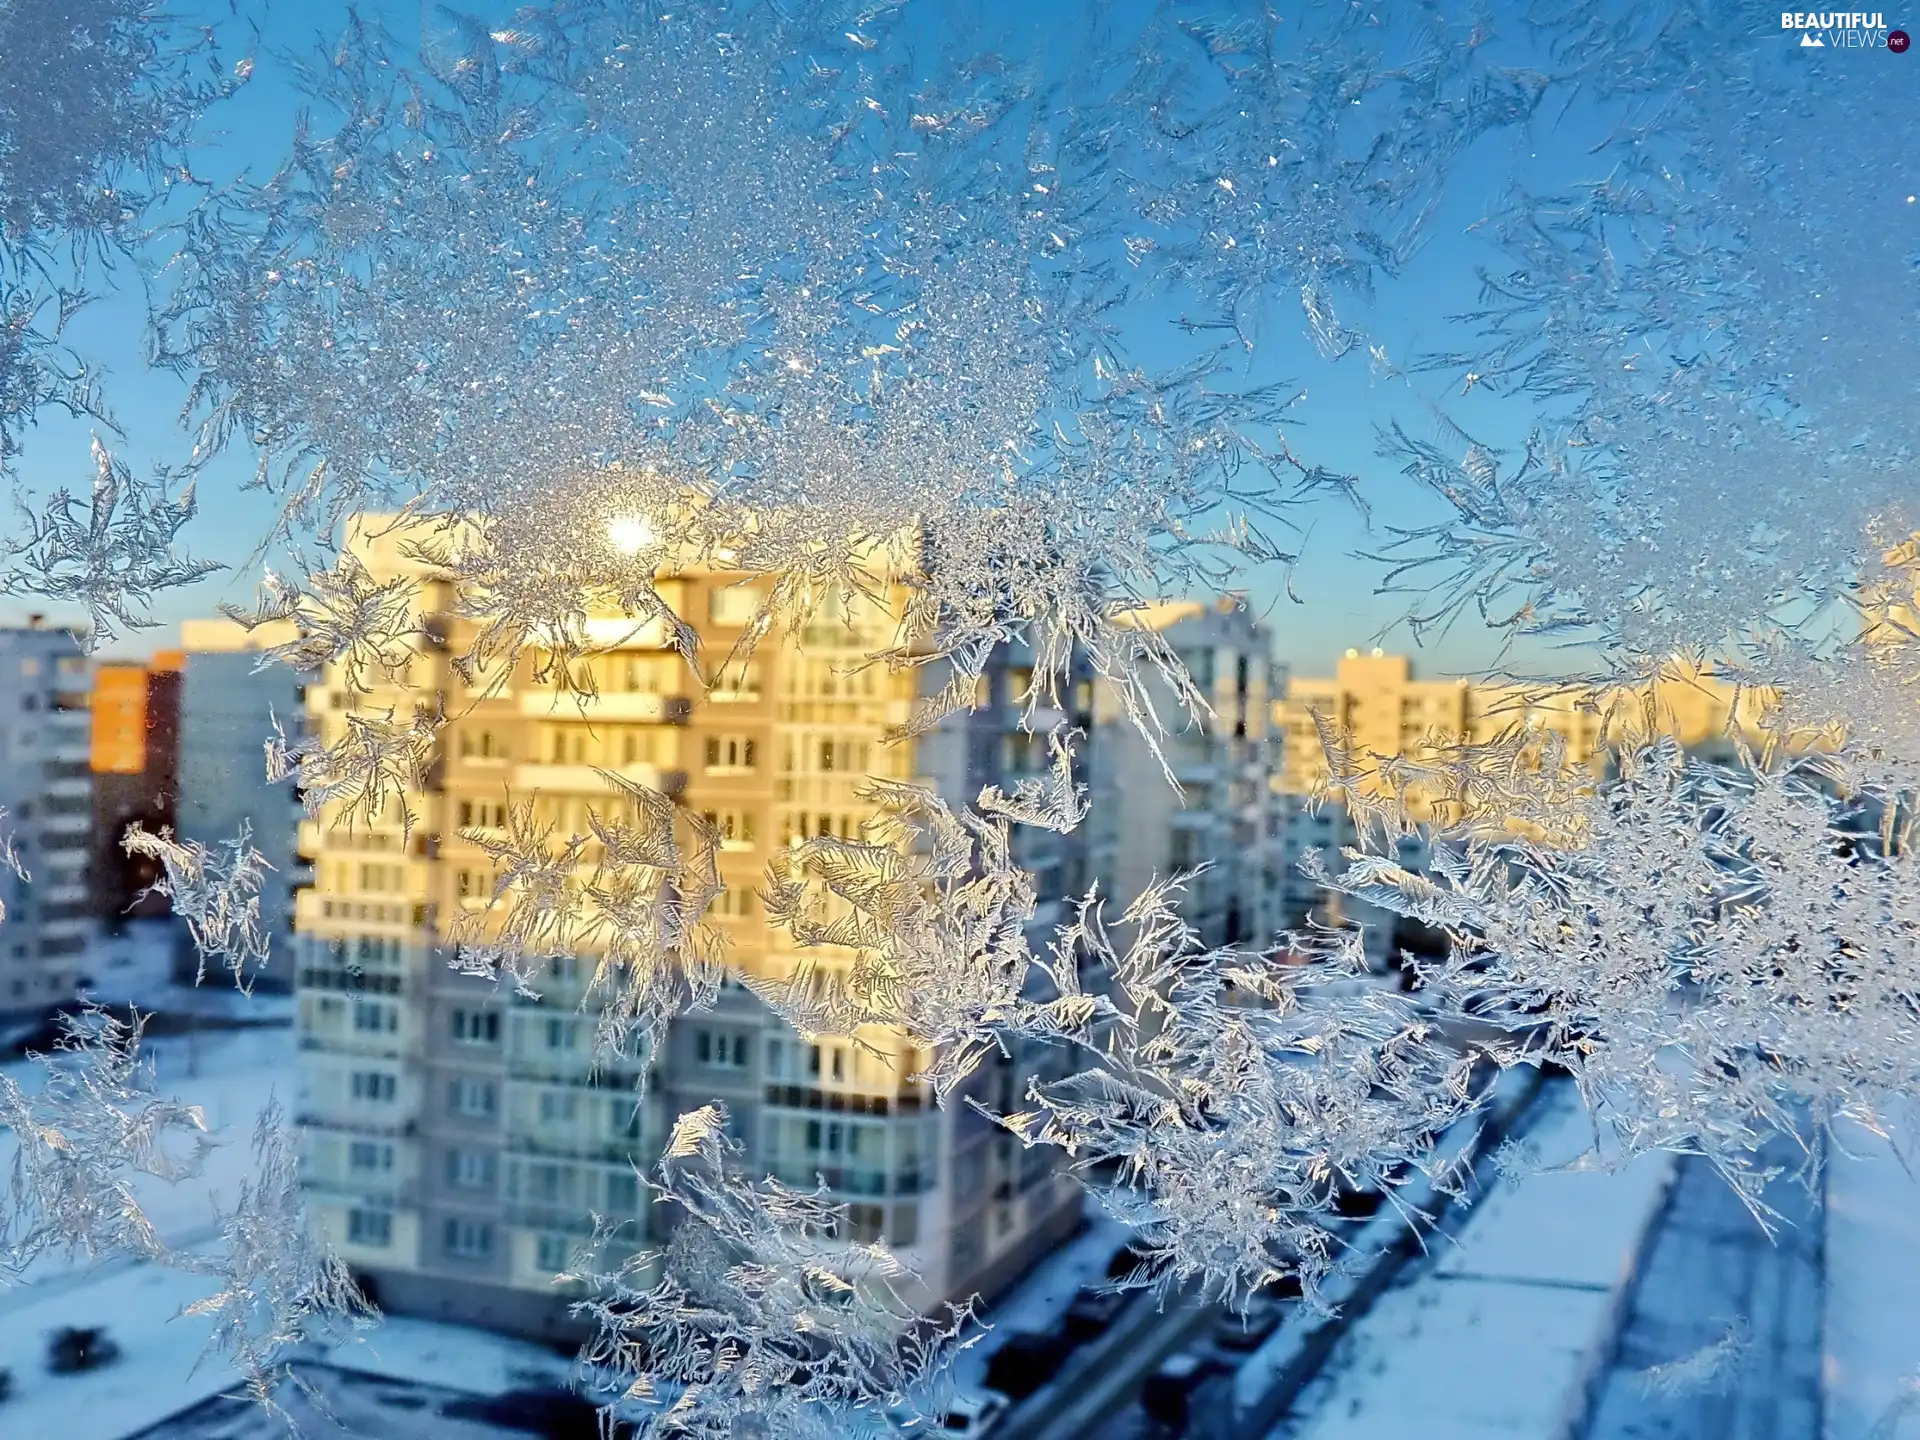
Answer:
0 1022 296 1438
0 1256 238 1440
1266 1084 1675 1440
1824 1110 1920 1438
80 924 295 1027
307 1314 573 1398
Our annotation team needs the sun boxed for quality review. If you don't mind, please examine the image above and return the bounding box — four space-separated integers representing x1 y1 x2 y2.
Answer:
606 515 657 555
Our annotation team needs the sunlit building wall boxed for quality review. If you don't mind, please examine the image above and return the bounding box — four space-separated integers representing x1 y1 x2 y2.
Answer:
295 517 1085 1341
1270 649 1757 959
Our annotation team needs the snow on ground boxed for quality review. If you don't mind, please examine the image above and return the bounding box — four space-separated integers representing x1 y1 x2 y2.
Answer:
0 1023 296 1296
1824 1110 1920 1440
1268 1083 1675 1440
308 1314 574 1398
0 1021 305 1437
80 923 296 1026
0 1253 239 1440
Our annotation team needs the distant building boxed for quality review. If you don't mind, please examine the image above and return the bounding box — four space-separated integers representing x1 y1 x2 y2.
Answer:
1271 649 1755 964
178 619 308 992
0 621 94 1023
294 517 1087 1341
90 651 183 926
1089 596 1284 950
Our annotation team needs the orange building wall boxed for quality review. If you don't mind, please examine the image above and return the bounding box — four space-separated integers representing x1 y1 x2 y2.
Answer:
91 664 151 774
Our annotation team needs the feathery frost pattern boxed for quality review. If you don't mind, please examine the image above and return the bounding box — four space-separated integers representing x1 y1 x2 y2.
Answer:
1314 742 1920 1194
0 1008 211 1274
176 1100 378 1414
995 881 1482 1310
563 1104 977 1439
122 823 277 992
0 0 1914 1425
447 775 727 1061
759 756 1098 1098
4 440 220 649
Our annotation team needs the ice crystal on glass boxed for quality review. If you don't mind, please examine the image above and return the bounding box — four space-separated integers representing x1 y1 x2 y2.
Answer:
1633 1317 1750 1401
995 882 1481 1309
4 439 219 649
175 1100 377 1415
221 553 421 692
1315 743 1920 1192
564 1104 976 1439
447 777 727 1061
122 822 276 992
0 1007 211 1274
760 768 1101 1099
267 703 442 838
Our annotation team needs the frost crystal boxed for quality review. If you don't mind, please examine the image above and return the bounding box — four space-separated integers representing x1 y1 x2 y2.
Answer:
4 439 219 649
759 766 1101 1099
1316 743 1920 1191
0 1007 211 1274
176 1099 377 1415
221 553 420 692
1633 1317 1751 1401
122 822 276 992
564 1104 977 1439
269 702 441 838
994 882 1482 1309
447 776 727 1061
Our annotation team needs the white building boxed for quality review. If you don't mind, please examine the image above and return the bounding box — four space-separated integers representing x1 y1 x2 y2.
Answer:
0 622 93 1023
178 618 308 992
1089 596 1284 950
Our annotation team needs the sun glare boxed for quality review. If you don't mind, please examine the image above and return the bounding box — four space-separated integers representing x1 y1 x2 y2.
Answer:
607 515 657 554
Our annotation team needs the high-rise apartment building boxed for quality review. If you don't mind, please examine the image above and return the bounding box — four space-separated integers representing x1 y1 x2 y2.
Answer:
0 622 94 1024
1270 649 1753 957
1089 596 1283 949
177 619 308 992
295 519 1086 1340
90 651 183 925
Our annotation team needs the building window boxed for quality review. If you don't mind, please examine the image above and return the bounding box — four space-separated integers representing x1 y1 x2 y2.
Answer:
348 1140 394 1172
352 1001 397 1033
703 735 757 771
708 586 763 626
451 1008 500 1044
606 1170 640 1213
539 1090 578 1123
446 1148 497 1191
457 799 508 829
709 661 762 702
711 887 757 919
848 1203 884 1244
348 1209 392 1247
459 729 505 759
889 1202 919 1248
694 1030 748 1069
700 809 756 848
536 1234 572 1274
449 1076 497 1118
443 1217 493 1260
609 1096 642 1141
545 1017 579 1052
350 1070 396 1103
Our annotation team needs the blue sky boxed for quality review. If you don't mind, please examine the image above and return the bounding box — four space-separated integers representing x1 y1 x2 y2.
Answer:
10 0 1884 683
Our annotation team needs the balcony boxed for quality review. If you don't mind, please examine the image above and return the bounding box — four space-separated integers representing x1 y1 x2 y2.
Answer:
518 691 691 723
510 762 686 797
